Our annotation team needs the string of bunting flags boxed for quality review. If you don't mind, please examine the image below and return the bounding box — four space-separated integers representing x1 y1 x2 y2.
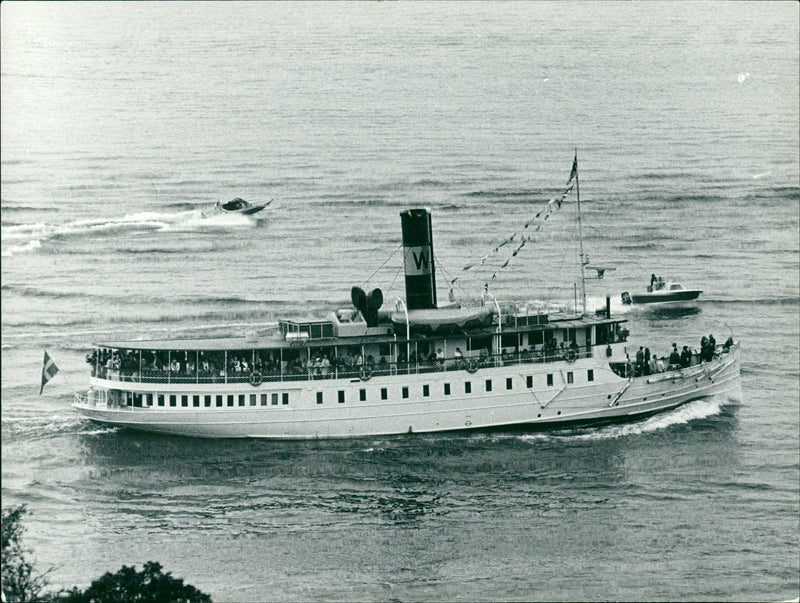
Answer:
461 154 579 282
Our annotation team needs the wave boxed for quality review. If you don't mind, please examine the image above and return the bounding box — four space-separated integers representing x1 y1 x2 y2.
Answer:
463 188 550 200
3 317 104 329
1 284 290 308
3 306 287 334
1 205 58 214
616 242 667 251
700 296 800 307
627 171 705 181
2 239 42 257
1 414 118 442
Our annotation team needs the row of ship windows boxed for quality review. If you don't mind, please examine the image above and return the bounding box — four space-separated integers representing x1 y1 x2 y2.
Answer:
132 370 596 408
140 393 290 407
318 370 595 404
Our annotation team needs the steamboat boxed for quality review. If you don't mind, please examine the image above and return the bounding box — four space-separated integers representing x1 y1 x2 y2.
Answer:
73 172 741 439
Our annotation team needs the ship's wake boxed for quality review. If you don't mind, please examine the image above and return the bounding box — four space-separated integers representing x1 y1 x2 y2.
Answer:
1 209 263 256
516 397 724 442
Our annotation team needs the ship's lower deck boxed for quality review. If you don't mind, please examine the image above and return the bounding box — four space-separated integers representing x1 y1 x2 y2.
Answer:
72 345 741 439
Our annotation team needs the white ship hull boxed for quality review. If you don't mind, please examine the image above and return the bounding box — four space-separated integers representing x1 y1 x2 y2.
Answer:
72 345 741 439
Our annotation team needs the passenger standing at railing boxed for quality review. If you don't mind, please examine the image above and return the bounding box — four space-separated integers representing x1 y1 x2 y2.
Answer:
434 348 444 370
699 336 709 362
680 346 692 368
635 347 644 376
723 336 734 352
454 347 464 369
668 344 681 369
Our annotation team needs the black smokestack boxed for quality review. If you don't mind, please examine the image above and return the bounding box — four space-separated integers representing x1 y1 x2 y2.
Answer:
400 208 437 310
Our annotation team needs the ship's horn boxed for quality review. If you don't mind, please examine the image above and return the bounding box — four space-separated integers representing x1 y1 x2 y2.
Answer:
351 286 367 310
368 288 383 310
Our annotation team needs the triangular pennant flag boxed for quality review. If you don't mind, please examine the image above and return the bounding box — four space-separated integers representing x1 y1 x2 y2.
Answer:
567 152 578 185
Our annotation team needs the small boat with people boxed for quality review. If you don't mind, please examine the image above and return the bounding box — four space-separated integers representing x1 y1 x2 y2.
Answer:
213 197 271 215
72 157 739 439
621 274 702 306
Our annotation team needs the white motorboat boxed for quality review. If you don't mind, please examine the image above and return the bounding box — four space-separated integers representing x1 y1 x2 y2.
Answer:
622 276 702 306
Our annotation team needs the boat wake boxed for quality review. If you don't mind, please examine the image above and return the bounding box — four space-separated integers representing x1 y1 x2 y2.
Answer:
1 413 118 442
1 210 261 256
513 397 724 443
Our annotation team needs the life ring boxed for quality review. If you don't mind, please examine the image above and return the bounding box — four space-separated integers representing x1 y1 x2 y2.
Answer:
567 349 578 362
249 371 262 387
467 359 479 373
359 366 373 381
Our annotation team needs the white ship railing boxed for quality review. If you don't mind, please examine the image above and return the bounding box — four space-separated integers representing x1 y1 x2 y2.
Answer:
88 347 598 386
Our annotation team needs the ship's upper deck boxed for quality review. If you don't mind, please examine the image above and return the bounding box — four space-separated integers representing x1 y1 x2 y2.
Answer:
95 306 626 352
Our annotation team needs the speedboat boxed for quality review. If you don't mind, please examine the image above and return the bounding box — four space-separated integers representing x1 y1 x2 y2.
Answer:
215 197 271 215
622 276 702 305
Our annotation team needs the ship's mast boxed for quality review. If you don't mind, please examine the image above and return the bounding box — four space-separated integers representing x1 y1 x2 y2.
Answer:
575 150 587 316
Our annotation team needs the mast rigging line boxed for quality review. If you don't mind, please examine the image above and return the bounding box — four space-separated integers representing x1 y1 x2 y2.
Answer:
460 157 578 284
336 242 404 312
360 242 404 288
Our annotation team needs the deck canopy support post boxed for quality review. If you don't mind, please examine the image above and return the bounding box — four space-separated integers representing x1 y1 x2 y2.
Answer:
395 297 410 375
486 292 502 368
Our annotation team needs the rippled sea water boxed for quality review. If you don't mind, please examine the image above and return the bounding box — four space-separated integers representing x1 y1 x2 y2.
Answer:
2 3 798 601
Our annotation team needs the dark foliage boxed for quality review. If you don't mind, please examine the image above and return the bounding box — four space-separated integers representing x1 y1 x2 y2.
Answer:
2 504 52 602
3 505 211 603
59 561 212 603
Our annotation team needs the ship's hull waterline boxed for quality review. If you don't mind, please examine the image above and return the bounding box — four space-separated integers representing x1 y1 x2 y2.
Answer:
73 345 741 439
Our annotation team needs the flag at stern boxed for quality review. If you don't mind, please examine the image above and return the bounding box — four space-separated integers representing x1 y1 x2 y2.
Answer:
39 350 60 395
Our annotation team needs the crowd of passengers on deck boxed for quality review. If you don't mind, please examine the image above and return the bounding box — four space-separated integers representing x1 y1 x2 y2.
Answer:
613 334 733 379
86 337 605 383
